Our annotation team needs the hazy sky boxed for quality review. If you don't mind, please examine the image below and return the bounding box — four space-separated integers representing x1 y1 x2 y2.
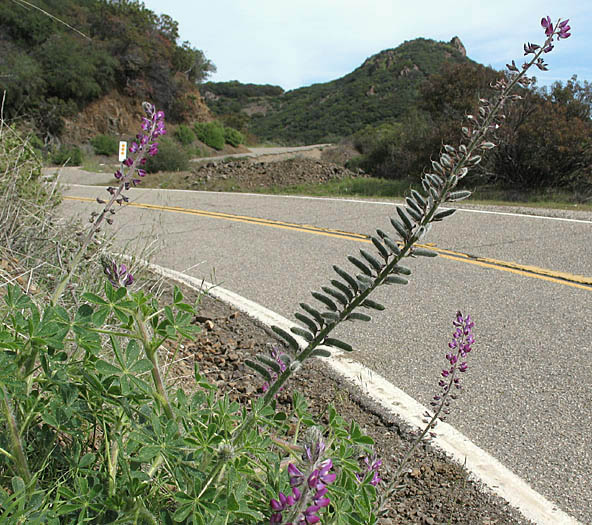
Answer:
142 0 590 91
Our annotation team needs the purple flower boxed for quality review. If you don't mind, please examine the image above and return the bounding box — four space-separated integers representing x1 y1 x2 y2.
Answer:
101 258 134 288
541 16 554 36
558 19 571 39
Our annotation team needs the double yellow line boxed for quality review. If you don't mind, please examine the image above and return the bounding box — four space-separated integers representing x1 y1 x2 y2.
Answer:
64 195 592 291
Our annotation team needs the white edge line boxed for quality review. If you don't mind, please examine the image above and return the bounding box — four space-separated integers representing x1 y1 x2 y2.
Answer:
144 260 580 525
64 183 592 224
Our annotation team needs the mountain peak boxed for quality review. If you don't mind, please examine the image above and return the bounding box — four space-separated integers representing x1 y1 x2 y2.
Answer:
450 36 466 57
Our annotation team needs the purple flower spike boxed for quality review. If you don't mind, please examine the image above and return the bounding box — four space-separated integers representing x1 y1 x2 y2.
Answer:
101 257 135 288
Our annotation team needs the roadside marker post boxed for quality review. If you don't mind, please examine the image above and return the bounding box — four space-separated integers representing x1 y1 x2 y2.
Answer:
118 141 127 162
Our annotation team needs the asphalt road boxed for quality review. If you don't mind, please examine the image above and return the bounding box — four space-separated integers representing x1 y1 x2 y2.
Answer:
59 184 592 522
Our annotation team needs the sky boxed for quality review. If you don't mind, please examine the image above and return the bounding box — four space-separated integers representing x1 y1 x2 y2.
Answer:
142 0 591 92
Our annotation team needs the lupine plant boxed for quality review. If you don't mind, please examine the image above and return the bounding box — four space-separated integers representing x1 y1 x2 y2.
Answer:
0 17 570 523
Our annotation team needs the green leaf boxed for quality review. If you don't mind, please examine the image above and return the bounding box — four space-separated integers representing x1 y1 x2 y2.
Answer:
414 247 438 257
325 338 353 352
346 312 372 322
333 265 358 291
390 217 408 239
290 326 313 342
361 299 385 311
383 236 401 255
244 359 271 381
173 503 193 522
406 196 422 215
95 360 121 376
311 348 332 357
447 190 471 202
371 236 389 259
433 207 457 221
321 312 340 323
405 205 422 222
82 292 108 305
321 286 348 306
130 359 154 374
311 291 337 311
271 325 301 350
294 312 318 334
330 279 353 300
394 265 412 275
384 275 408 285
255 354 282 373
411 189 426 208
359 249 382 272
396 206 413 229
299 303 324 325
348 256 372 276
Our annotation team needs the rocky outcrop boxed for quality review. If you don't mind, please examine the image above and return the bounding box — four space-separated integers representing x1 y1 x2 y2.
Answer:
450 36 467 57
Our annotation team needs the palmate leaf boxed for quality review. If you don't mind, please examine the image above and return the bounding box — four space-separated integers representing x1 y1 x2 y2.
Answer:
359 249 382 272
244 359 271 381
271 325 300 350
324 338 353 352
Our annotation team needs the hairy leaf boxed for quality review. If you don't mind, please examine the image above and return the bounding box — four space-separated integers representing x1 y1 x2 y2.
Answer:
371 236 389 259
324 338 353 352
321 311 340 323
333 265 359 292
271 325 300 350
245 359 271 381
347 312 372 322
405 206 422 222
414 247 438 257
447 190 472 202
330 279 354 300
411 190 426 208
396 206 413 230
394 265 412 275
361 299 385 311
299 303 324 325
311 291 338 311
383 236 401 255
390 217 409 239
348 256 373 276
359 249 382 272
321 286 349 306
255 354 282 374
384 275 409 285
432 208 456 221
294 312 318 334
311 348 332 357
290 326 314 342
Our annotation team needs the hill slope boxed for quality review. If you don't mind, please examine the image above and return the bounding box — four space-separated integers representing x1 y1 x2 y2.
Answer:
204 37 472 144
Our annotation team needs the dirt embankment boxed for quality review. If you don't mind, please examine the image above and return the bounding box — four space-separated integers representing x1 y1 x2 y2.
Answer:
185 157 367 190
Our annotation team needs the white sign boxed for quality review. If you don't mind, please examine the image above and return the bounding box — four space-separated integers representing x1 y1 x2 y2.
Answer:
118 141 127 162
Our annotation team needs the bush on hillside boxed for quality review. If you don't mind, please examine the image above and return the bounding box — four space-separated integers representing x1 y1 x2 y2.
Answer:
90 134 118 156
194 121 225 150
223 127 245 147
50 144 83 166
144 136 189 173
174 124 197 146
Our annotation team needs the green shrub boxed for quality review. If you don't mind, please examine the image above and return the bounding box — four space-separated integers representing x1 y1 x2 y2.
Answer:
144 136 189 173
194 121 225 150
90 134 118 156
50 144 83 165
224 126 245 147
174 124 197 146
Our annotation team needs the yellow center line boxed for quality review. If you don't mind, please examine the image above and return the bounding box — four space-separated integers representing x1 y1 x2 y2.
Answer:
64 195 592 291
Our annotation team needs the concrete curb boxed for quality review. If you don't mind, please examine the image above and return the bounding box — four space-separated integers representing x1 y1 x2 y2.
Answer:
145 261 581 525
